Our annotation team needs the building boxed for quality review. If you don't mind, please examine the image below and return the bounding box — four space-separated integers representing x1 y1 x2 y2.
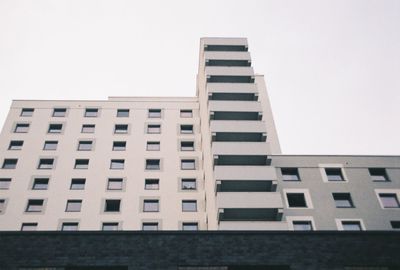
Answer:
0 38 399 269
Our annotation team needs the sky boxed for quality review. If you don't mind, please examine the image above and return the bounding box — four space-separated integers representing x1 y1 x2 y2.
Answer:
0 0 399 155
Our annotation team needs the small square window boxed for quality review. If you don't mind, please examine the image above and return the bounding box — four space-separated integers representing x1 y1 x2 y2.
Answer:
342 221 362 231
107 178 123 190
53 108 67 117
180 124 193 134
102 222 119 231
2 159 18 169
114 124 128 134
110 159 124 170
142 222 158 231
20 108 34 117
147 141 160 151
325 168 345 181
113 141 126 151
66 200 82 212
333 193 354 208
145 179 159 190
21 223 38 231
146 159 160 170
74 159 89 169
182 222 198 231
287 193 307 208
43 140 58 150
14 123 29 133
26 199 44 212
0 199 5 213
32 178 49 190
379 193 399 208
117 109 129 117
390 221 400 229
81 124 95 133
143 200 159 212
84 108 98 117
181 179 196 190
105 199 121 212
147 124 161 134
180 109 193 118
181 159 195 170
38 158 54 169
61 222 78 231
78 141 93 151
70 178 86 190
0 178 11 189
181 141 194 151
369 168 389 182
182 200 197 212
293 221 313 231
8 140 24 150
148 109 161 118
48 124 63 134
281 168 300 181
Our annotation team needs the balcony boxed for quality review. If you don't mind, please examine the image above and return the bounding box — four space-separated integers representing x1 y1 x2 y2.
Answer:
212 142 270 156
214 166 277 181
210 120 267 134
214 155 270 166
211 111 261 121
205 51 251 63
212 132 266 142
218 221 288 230
216 180 276 192
204 44 248 52
209 92 257 101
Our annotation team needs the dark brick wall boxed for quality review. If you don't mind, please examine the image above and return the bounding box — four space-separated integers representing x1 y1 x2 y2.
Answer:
0 231 399 270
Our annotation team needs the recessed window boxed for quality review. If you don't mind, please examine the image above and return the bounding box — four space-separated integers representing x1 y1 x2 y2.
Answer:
325 168 345 181
180 109 193 118
287 193 307 208
8 140 24 150
70 178 86 190
102 222 119 231
43 141 58 150
53 108 67 117
146 159 160 170
147 124 161 134
61 222 78 231
369 168 389 182
146 141 160 151
112 141 126 151
145 179 159 190
0 199 5 213
180 124 193 134
333 193 354 208
81 124 95 133
84 108 98 117
14 123 29 133
20 108 34 117
281 168 300 181
181 179 196 190
182 222 198 231
65 200 82 212
0 178 11 189
48 124 63 134
21 223 38 231
293 221 313 231
2 159 17 169
110 159 125 170
32 178 49 190
117 109 129 117
143 199 159 212
341 221 362 231
182 200 197 212
78 140 93 151
107 178 123 190
38 158 54 169
181 159 195 170
74 159 89 169
114 124 128 134
104 199 121 212
142 222 158 231
378 193 399 208
26 199 44 212
181 141 194 151
148 109 161 118
390 221 400 229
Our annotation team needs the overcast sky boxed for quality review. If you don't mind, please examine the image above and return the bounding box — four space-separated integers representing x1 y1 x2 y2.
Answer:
0 0 399 155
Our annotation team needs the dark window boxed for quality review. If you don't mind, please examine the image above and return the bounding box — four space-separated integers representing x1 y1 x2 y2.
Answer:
20 108 34 117
84 108 98 117
181 179 196 190
333 193 354 208
8 140 24 150
38 158 54 169
146 159 160 170
180 124 194 134
142 222 158 231
342 221 362 231
293 221 313 231
70 178 86 190
143 200 159 212
53 108 67 117
21 223 38 231
104 199 121 212
110 159 125 170
182 222 198 231
114 124 128 134
180 109 193 118
2 159 17 169
65 200 82 212
62 222 78 231
281 168 300 181
102 222 119 231
0 178 11 189
287 193 307 208
32 178 49 190
81 124 95 133
379 193 399 208
78 140 93 151
26 199 44 212
74 159 89 169
113 141 126 151
369 168 389 181
147 124 161 134
390 221 400 229
43 141 58 150
145 179 159 190
107 178 123 190
48 124 63 133
0 199 5 213
14 123 29 133
181 159 195 170
325 168 345 181
181 141 194 151
182 200 197 212
117 109 129 117
148 109 161 118
147 141 160 151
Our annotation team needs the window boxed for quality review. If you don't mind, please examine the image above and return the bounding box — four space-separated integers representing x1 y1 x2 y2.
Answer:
43 140 58 150
147 141 160 151
77 140 93 151
148 109 161 118
113 141 126 151
61 222 79 231
38 158 54 169
325 168 345 181
181 179 196 190
181 159 195 170
181 141 194 151
114 124 128 134
48 124 63 134
146 159 160 170
32 178 49 190
81 124 95 133
21 108 34 117
182 200 197 212
390 221 400 229
104 199 121 212
369 168 389 182
142 222 158 231
0 178 11 189
143 199 159 212
26 199 44 212
182 222 198 231
74 159 89 169
333 193 354 208
287 193 307 208
147 124 161 134
281 168 300 181
180 109 193 118
0 199 5 213
378 193 399 208
341 221 362 231
293 221 313 231
117 109 129 117
180 124 193 134
102 222 119 231
21 223 38 231
107 178 123 190
84 108 98 117
110 159 124 170
8 140 24 150
70 178 86 190
53 108 67 117
145 179 159 190
14 123 29 133
65 200 82 212
2 159 17 169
